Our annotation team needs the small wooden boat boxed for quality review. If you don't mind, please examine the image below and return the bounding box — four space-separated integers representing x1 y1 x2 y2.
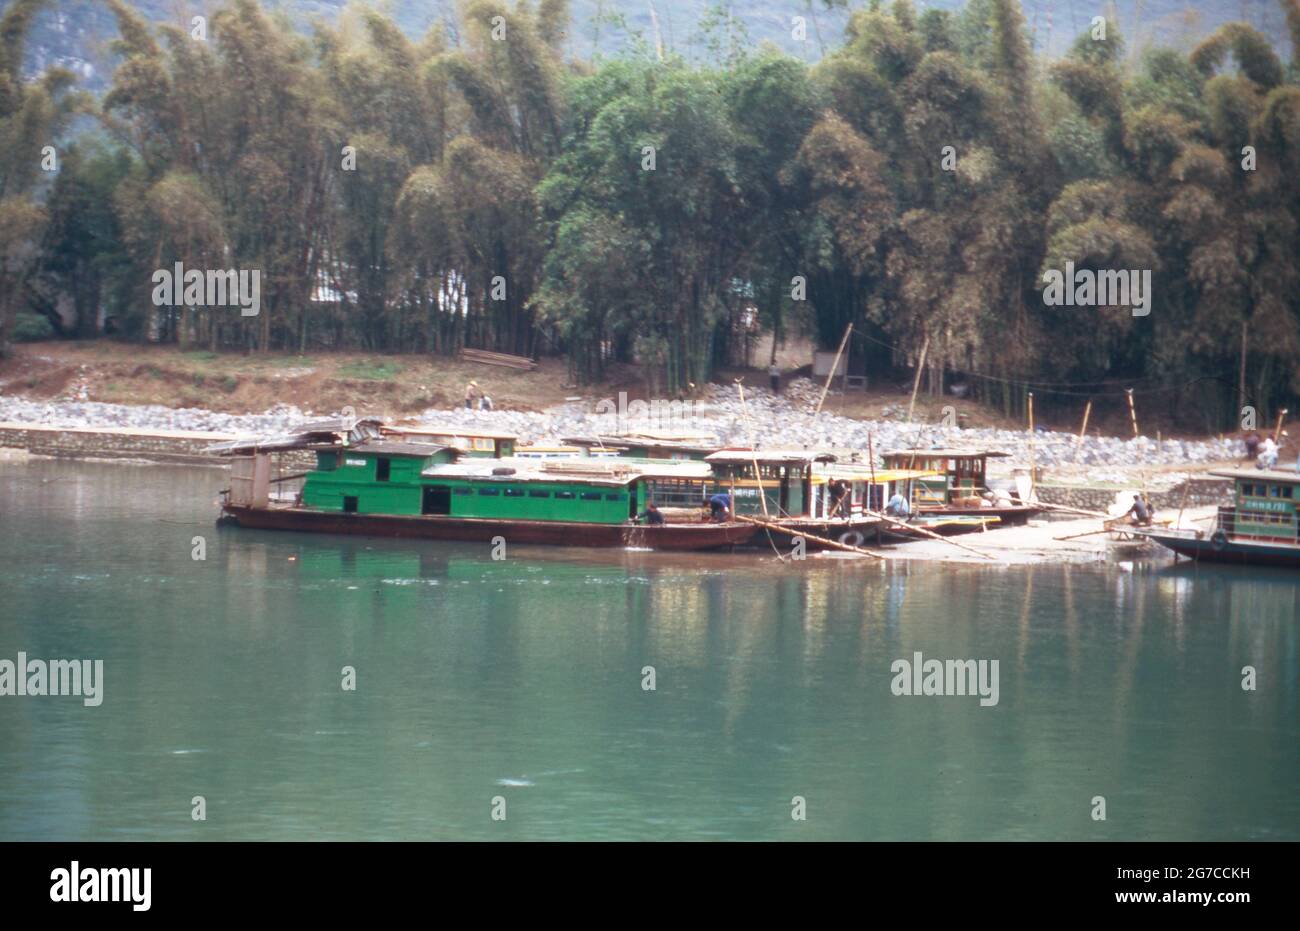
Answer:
881 448 1042 525
1136 469 1300 568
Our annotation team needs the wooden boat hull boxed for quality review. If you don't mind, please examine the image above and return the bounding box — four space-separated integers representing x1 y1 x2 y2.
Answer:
1140 530 1300 568
915 504 1040 525
220 504 759 551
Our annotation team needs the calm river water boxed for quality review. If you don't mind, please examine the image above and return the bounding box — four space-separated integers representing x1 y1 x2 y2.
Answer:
0 458 1295 840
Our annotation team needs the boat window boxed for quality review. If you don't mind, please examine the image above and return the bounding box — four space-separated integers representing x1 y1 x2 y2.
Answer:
580 492 602 501
478 488 500 496
453 488 473 496
528 490 550 498
605 494 625 501
376 458 391 482
1283 487 1294 499
342 496 358 513
555 491 575 499
504 488 526 497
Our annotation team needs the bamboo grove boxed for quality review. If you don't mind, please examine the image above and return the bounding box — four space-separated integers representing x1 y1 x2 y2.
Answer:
1 0 1298 428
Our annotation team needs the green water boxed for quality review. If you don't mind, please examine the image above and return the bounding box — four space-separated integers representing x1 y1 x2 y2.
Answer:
0 458 1296 841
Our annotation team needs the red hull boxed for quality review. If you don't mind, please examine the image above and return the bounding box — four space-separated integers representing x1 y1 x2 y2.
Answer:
221 504 759 551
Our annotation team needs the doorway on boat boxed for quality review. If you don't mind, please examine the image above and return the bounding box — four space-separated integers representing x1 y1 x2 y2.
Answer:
343 496 359 513
422 485 452 515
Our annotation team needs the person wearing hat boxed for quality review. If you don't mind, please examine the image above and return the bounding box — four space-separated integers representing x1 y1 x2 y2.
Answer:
464 380 479 410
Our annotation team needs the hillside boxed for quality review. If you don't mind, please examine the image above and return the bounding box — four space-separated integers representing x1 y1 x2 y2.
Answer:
21 0 1274 91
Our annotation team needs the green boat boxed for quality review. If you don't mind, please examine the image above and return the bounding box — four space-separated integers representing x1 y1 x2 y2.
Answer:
1138 469 1300 568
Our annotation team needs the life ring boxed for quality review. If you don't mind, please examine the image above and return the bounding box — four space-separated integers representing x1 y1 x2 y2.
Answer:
1211 530 1228 551
837 530 865 547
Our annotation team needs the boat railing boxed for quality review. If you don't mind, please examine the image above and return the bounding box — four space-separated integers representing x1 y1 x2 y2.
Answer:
1217 506 1236 537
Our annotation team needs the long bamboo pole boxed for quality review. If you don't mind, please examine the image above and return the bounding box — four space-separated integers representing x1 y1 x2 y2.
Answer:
1027 391 1036 495
1126 388 1139 438
1073 399 1091 464
862 508 1001 560
734 381 770 518
735 514 887 559
1272 407 1288 443
1036 501 1110 518
906 335 931 424
814 322 853 417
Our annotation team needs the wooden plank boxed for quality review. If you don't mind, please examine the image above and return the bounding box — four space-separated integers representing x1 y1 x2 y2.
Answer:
460 348 537 370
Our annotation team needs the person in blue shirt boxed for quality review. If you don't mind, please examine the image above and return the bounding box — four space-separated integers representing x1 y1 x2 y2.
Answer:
885 491 910 518
707 492 732 522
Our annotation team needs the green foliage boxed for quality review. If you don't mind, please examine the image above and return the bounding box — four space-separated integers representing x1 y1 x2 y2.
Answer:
4 0 1300 424
12 311 54 341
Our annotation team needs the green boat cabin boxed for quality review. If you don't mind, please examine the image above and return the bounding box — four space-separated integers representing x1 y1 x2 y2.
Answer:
881 449 1010 505
302 448 638 523
1214 469 1300 543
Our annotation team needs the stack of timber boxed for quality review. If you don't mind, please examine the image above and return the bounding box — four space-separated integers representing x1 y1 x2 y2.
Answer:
460 348 537 371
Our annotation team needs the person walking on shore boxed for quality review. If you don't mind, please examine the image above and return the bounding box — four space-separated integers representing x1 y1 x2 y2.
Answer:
464 381 479 410
768 363 780 394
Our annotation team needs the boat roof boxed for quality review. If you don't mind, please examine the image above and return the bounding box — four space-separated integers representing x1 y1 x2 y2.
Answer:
881 448 1010 459
420 456 642 487
562 434 718 452
821 465 945 481
705 448 837 465
1210 468 1300 483
349 440 450 458
383 424 517 440
208 416 384 456
616 428 718 442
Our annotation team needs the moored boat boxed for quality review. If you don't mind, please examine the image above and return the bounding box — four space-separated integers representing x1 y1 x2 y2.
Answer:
210 420 758 552
881 448 1042 526
1137 469 1300 568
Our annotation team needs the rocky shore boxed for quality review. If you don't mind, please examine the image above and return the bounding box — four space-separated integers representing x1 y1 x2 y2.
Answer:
0 377 1246 479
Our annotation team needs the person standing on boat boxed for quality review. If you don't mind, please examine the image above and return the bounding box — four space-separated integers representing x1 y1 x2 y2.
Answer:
828 479 850 517
1257 435 1278 470
1242 430 1261 464
885 490 910 519
707 492 732 522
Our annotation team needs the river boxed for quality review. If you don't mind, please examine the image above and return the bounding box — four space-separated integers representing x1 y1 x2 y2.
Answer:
1 458 1295 840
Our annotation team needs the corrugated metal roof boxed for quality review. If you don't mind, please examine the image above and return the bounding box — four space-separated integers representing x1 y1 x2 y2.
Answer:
350 441 447 458
705 448 835 465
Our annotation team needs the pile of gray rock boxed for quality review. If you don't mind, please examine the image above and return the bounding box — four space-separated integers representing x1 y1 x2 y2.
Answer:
0 377 1242 470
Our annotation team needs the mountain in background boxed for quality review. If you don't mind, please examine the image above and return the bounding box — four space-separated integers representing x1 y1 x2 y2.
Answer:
16 0 1285 91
